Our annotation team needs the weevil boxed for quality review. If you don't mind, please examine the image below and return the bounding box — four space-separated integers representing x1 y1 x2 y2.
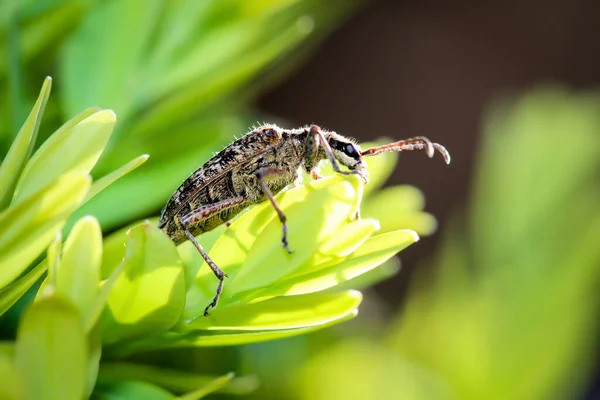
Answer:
158 124 450 316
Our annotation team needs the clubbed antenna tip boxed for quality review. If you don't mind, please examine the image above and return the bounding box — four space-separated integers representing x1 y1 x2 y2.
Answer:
360 136 451 164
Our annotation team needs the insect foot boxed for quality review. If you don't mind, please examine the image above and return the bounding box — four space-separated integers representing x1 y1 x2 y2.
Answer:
158 124 450 316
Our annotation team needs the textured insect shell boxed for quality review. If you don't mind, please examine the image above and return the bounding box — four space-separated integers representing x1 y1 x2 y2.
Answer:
158 126 309 244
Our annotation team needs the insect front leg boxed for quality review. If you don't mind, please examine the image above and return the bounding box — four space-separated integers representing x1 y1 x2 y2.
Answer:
307 125 364 180
175 196 245 316
256 168 292 254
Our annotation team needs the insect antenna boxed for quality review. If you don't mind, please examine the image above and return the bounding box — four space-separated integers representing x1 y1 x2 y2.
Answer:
360 136 451 164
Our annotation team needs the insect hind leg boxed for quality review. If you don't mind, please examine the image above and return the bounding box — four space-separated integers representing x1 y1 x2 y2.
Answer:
181 226 226 316
257 168 292 254
175 196 244 316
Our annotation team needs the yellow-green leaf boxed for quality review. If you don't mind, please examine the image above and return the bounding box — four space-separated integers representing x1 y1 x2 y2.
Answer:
13 109 115 204
84 154 149 203
182 290 362 331
15 296 87 400
0 77 52 209
56 216 102 317
103 222 185 345
0 171 91 290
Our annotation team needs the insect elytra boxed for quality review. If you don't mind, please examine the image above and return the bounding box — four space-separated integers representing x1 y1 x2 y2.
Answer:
158 124 450 316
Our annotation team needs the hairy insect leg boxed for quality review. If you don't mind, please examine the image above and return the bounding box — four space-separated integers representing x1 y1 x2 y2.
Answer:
257 168 292 254
176 197 245 316
309 125 363 179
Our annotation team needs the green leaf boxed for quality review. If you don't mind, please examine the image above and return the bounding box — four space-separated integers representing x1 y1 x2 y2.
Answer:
362 185 437 235
55 216 102 317
84 154 149 203
318 218 380 257
0 171 91 290
85 259 124 333
244 230 418 300
98 220 142 279
63 154 150 235
103 222 185 345
0 257 47 318
86 321 103 398
179 372 234 400
282 217 380 279
0 341 22 400
0 353 23 400
109 309 357 355
182 290 362 331
99 363 238 397
94 381 175 400
34 231 62 303
15 295 87 400
0 76 51 209
13 109 115 204
46 230 62 286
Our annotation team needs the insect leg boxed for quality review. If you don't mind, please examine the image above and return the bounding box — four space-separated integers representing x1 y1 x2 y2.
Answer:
175 196 245 316
257 168 292 254
309 125 362 179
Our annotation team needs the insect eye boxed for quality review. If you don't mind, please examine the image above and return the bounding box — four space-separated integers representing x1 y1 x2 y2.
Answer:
262 128 276 135
346 144 355 154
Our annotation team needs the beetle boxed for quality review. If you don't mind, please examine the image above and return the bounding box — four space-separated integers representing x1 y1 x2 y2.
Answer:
158 124 450 316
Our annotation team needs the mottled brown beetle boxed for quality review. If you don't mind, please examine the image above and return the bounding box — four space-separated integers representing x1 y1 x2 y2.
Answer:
158 124 450 316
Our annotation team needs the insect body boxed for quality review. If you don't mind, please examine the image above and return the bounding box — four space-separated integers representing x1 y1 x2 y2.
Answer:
158 125 450 316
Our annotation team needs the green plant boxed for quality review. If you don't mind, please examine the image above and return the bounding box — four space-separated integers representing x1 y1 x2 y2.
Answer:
0 74 437 398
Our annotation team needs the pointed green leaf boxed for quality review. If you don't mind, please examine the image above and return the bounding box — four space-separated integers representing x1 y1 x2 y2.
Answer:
103 222 185 345
34 231 62 303
85 259 124 333
0 171 91 290
86 321 103 398
84 154 149 203
240 230 417 301
94 381 175 400
319 218 380 257
179 372 234 400
13 109 115 204
110 310 358 356
47 231 62 286
99 220 144 279
0 77 51 209
362 185 436 235
15 295 87 400
55 216 102 317
0 257 47 318
182 290 362 332
99 363 239 397
280 217 379 281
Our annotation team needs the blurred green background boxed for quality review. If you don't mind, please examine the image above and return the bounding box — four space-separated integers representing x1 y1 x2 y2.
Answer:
1 0 600 399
